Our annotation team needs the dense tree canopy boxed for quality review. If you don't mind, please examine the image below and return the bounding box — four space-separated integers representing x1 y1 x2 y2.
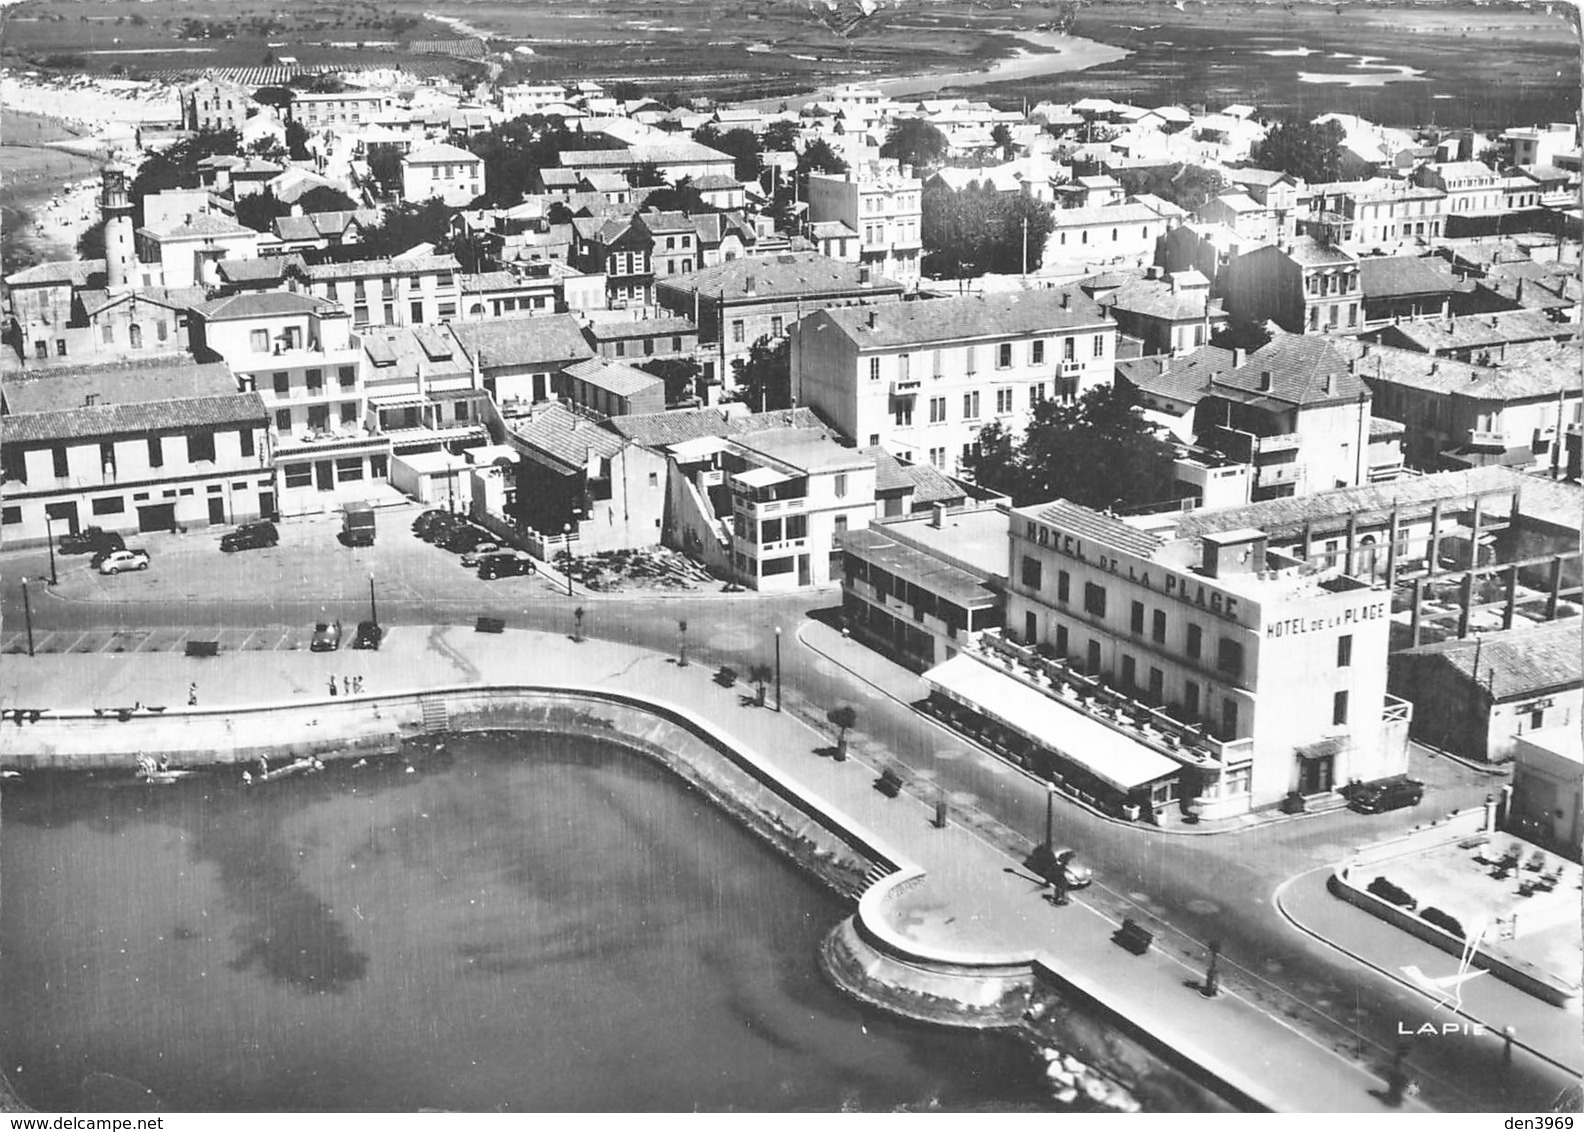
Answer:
1248 118 1346 185
921 183 1055 277
727 335 791 411
761 119 800 153
694 125 762 182
128 129 238 226
355 199 457 259
463 116 625 206
1113 162 1227 212
880 118 948 171
962 385 1177 509
637 357 704 407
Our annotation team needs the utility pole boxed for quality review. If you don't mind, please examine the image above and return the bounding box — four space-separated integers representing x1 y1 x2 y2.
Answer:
21 578 34 657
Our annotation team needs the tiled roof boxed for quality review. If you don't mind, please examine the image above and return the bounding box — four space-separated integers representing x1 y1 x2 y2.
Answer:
1049 203 1163 228
140 213 256 240
460 271 522 293
77 286 207 318
693 174 741 191
1098 275 1219 323
3 359 263 443
449 313 594 369
815 288 1108 349
216 255 303 285
301 254 460 280
508 402 626 471
359 325 471 383
1173 465 1524 539
1398 619 1581 701
4 258 105 288
586 317 697 340
1283 236 1357 268
1368 416 1405 438
564 358 662 397
1212 334 1367 406
636 210 696 234
808 220 860 239
192 291 341 321
558 140 732 169
659 252 904 301
1346 341 1579 400
1376 310 1568 354
1358 255 1458 299
1512 476 1584 533
607 405 823 448
862 447 964 505
1226 168 1291 188
1115 345 1234 405
405 143 478 164
1030 499 1165 560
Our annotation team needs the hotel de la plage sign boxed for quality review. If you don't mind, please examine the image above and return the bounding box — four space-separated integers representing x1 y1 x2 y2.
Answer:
1034 521 1388 642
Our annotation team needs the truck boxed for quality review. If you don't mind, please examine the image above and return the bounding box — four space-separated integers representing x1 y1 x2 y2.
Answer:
341 501 376 547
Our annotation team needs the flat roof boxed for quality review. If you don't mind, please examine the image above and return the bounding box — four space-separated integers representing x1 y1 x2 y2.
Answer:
844 527 999 609
734 427 872 474
923 654 1181 791
874 505 1009 578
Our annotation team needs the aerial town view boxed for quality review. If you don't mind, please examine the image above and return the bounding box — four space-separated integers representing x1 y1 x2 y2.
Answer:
0 0 1581 1117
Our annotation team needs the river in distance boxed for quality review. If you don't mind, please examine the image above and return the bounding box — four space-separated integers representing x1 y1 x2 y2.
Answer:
0 733 1048 1112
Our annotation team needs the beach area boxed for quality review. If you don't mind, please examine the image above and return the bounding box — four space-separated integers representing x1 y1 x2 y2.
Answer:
0 71 178 273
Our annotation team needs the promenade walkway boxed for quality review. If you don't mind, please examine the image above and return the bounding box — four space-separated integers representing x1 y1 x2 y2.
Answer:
0 624 1422 1112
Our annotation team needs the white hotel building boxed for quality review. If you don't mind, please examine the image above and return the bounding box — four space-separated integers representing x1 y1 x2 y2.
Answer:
975 499 1412 819
792 289 1114 477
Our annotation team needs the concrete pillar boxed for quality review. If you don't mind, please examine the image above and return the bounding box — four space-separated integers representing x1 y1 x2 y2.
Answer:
1484 792 1498 832
1547 556 1564 621
1385 507 1401 587
1458 573 1474 639
1469 495 1484 571
1345 513 1358 577
1502 564 1518 630
1410 576 1424 647
1428 503 1443 577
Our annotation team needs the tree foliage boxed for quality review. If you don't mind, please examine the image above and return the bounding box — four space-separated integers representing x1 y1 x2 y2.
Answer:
1249 118 1346 184
253 86 293 111
355 199 457 259
233 190 290 233
366 148 404 196
880 118 948 171
694 125 762 182
761 119 800 153
637 357 704 406
285 120 312 162
128 129 238 226
962 385 1178 509
921 183 1055 277
727 334 791 411
463 115 622 207
1113 162 1227 212
991 122 1014 158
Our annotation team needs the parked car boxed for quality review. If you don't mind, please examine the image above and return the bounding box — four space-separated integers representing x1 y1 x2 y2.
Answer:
440 525 490 553
419 513 467 543
1349 777 1425 814
350 620 384 650
60 527 124 555
478 552 537 580
97 549 150 575
1052 848 1093 890
412 509 451 536
220 520 279 553
310 619 343 652
460 541 503 567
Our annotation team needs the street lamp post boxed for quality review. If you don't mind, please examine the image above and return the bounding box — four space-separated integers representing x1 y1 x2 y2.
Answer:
368 574 378 628
563 522 573 597
45 518 57 586
21 578 34 657
774 625 782 713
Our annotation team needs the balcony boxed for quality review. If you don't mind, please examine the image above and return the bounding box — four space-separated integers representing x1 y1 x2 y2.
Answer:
1059 361 1084 376
891 378 921 395
274 423 386 454
969 630 1249 769
1467 428 1506 450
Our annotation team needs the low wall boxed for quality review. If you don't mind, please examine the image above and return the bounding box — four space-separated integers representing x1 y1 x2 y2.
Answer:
1328 871 1579 1007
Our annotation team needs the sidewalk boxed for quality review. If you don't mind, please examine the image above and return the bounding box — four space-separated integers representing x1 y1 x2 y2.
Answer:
0 624 1419 1112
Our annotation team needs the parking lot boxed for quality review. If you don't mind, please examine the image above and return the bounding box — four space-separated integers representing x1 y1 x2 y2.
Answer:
1 503 579 654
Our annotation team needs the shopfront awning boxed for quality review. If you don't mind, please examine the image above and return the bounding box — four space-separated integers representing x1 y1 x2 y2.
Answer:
371 394 431 410
922 653 1181 793
735 466 793 489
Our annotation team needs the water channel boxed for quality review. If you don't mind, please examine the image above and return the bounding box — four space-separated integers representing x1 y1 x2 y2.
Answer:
0 733 1048 1112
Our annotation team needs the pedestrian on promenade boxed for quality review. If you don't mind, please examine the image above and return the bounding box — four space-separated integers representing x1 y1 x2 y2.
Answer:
353 675 363 694
342 675 351 697
188 683 198 707
328 675 338 697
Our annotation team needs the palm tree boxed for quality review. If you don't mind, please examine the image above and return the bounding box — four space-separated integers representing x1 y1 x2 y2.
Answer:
827 705 857 761
748 663 773 707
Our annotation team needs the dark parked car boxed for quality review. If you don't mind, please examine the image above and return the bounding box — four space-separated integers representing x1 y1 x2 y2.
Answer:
478 552 538 580
59 527 124 555
412 510 453 537
220 520 279 553
351 620 384 650
1349 777 1425 814
440 525 490 553
419 513 467 543
310 619 343 652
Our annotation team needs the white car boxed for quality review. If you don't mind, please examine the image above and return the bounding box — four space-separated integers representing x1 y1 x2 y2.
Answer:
98 549 150 574
460 541 502 567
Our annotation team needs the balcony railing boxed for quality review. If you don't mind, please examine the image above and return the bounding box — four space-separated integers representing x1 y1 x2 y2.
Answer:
1382 693 1412 724
970 630 1252 768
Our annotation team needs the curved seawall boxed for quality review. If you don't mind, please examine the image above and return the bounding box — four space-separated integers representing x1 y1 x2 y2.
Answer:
0 685 1260 1112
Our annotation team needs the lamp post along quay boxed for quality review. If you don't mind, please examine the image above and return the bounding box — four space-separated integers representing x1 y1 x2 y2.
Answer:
774 625 782 713
20 578 34 658
368 574 378 630
563 523 574 597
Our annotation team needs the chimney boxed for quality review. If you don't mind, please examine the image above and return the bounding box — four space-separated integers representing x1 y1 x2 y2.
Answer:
858 264 872 286
1158 356 1170 374
1322 372 1334 395
1430 361 1440 375
1232 347 1246 368
931 502 947 528
1361 342 1372 357
1060 292 1070 310
1146 265 1161 281
867 309 878 329
1258 369 1272 392
744 274 756 295
84 392 98 407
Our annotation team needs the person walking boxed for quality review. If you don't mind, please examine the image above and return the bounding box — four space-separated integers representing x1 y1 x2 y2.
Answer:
342 675 351 697
328 675 338 697
188 683 198 707
352 675 363 694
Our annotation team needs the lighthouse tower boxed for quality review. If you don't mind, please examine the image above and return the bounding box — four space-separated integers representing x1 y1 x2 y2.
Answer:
101 163 136 292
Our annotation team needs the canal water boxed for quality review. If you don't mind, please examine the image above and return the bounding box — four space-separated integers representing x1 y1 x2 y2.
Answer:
0 734 1047 1112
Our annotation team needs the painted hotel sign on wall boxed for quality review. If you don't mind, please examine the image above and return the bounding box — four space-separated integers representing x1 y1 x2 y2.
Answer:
1264 600 1389 640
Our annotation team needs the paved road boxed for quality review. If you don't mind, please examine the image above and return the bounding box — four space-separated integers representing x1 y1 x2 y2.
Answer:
2 506 1578 1112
